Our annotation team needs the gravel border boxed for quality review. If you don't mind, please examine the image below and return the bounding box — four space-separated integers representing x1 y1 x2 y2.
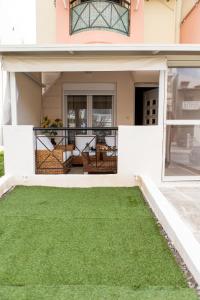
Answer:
142 192 200 298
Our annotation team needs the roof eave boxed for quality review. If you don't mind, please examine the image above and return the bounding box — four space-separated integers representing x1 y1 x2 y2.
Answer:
0 44 200 55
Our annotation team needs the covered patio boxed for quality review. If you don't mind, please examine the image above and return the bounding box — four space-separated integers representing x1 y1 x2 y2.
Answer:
1 48 162 175
2 44 200 184
34 68 159 175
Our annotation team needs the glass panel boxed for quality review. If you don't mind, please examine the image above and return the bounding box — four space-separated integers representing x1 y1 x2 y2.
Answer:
165 125 200 176
67 95 87 128
92 95 112 127
92 95 113 142
167 68 200 120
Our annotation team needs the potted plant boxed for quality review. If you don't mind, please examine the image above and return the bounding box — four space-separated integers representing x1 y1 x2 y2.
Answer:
41 116 63 146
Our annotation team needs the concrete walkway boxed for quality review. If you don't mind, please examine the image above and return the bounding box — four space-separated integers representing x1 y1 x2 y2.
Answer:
160 186 200 244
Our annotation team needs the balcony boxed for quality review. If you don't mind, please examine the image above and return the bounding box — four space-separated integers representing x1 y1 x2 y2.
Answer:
70 0 130 35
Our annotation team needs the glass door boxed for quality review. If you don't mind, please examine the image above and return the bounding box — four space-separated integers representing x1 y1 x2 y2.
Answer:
165 68 200 178
67 95 87 129
65 94 113 128
64 94 114 146
92 95 113 138
92 95 113 127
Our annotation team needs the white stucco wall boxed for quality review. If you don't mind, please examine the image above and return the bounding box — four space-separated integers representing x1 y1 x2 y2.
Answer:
16 73 42 126
3 125 164 186
3 125 35 176
118 126 163 185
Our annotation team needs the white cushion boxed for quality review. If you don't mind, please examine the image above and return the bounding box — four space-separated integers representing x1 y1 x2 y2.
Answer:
105 135 117 148
36 135 54 151
89 150 96 156
73 149 96 157
75 135 96 153
106 151 118 157
63 151 72 161
73 149 80 157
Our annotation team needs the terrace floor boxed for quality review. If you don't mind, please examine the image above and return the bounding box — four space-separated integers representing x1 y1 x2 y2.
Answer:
68 166 84 174
161 186 200 244
0 186 198 299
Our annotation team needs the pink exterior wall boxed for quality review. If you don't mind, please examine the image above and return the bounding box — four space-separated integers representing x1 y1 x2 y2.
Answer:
56 0 144 44
180 2 200 43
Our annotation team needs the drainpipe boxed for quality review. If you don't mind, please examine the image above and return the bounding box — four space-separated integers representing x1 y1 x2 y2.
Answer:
174 0 182 43
63 0 67 8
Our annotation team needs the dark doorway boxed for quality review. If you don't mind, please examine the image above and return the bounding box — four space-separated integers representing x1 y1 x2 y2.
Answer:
135 87 159 125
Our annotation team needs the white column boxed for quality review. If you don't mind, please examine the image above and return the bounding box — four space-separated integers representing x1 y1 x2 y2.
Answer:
159 70 168 180
0 57 3 145
158 70 167 126
10 72 18 125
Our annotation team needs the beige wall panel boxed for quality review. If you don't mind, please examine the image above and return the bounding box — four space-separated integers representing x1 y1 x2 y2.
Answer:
43 108 61 120
42 71 134 125
36 0 56 43
144 0 176 43
133 71 159 83
43 97 61 109
16 73 42 126
44 82 61 96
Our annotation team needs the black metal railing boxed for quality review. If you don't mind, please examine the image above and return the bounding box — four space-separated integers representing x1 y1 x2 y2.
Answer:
34 127 118 175
70 0 130 35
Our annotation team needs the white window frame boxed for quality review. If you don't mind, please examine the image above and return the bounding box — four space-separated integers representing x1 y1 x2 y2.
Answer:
62 83 116 128
162 68 200 182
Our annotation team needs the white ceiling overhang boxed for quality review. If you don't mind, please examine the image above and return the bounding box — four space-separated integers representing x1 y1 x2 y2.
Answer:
1 44 200 72
1 44 200 54
2 55 167 72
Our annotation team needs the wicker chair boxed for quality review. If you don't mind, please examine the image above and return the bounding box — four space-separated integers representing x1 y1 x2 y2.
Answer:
72 134 96 165
35 135 72 174
82 151 117 174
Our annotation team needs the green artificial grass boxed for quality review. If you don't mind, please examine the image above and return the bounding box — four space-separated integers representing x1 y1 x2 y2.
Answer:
0 186 197 300
0 152 4 177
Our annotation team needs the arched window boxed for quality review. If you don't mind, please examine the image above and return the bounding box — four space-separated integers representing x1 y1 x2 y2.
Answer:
70 0 130 35
70 0 130 9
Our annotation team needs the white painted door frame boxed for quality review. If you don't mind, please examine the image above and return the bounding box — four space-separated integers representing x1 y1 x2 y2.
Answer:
63 94 115 127
162 69 200 182
62 83 116 127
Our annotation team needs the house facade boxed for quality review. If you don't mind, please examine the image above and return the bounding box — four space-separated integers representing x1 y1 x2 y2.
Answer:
0 45 200 187
33 0 200 44
1 1 200 187
1 0 200 45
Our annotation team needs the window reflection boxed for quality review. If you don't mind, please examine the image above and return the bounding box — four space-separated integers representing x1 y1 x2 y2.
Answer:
92 95 112 128
67 96 87 128
167 68 200 120
165 125 200 176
